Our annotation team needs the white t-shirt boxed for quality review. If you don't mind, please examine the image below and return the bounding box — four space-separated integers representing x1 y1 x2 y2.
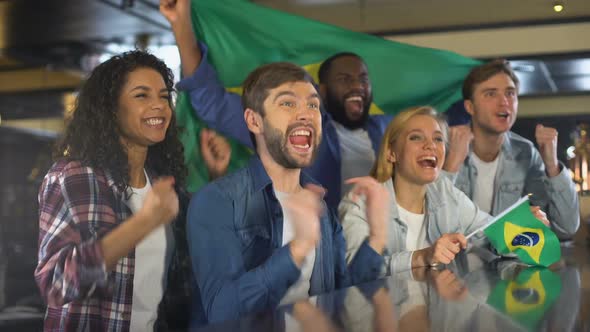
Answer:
274 190 316 305
470 152 500 214
397 204 429 251
333 122 376 198
126 171 173 332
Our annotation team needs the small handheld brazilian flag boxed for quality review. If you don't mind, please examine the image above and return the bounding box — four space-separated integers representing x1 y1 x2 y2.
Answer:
468 196 561 267
487 268 561 331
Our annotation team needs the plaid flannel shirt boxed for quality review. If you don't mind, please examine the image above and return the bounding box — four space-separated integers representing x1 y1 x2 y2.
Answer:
35 160 193 331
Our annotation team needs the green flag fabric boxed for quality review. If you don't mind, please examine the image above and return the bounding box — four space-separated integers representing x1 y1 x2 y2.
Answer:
189 0 480 113
176 93 252 193
177 0 480 191
487 268 561 331
483 197 561 267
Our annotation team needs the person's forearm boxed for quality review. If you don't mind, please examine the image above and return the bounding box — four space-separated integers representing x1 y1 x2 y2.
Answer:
546 171 581 238
545 162 560 178
100 212 157 271
289 239 314 267
368 235 386 255
171 18 201 77
372 288 396 332
443 153 464 173
196 244 300 323
411 248 431 268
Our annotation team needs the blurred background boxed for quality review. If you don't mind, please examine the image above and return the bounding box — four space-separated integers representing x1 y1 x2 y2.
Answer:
0 0 589 330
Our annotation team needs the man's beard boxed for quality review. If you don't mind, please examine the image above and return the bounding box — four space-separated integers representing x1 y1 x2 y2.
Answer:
324 89 371 130
262 120 320 169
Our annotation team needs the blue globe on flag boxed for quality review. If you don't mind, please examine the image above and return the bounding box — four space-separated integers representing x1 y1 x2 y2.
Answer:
511 232 541 247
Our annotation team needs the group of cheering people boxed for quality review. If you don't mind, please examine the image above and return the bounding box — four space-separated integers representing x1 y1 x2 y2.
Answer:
33 0 580 331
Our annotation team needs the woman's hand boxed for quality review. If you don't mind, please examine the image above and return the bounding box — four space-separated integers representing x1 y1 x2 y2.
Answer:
413 233 467 268
428 233 467 265
530 205 550 227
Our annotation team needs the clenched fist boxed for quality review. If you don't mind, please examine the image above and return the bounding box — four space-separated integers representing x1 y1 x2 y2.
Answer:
200 128 231 180
535 124 560 177
443 125 473 173
140 176 179 227
159 0 191 26
427 233 467 265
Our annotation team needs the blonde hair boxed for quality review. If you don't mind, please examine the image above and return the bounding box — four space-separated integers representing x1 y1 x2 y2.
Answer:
370 106 448 182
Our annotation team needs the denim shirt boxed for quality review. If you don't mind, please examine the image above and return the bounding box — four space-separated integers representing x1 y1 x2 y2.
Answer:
339 176 490 275
186 156 383 324
446 131 580 239
176 42 392 211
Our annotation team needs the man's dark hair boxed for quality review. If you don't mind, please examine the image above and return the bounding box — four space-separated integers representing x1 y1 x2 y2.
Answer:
241 62 315 145
55 50 187 194
462 59 520 100
317 52 364 84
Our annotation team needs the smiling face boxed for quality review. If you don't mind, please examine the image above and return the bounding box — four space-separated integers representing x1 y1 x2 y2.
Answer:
466 72 518 136
251 81 322 169
117 67 172 149
390 114 446 186
321 55 373 129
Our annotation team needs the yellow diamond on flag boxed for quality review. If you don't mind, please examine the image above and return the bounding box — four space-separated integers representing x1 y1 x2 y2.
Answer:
503 221 544 264
505 270 545 314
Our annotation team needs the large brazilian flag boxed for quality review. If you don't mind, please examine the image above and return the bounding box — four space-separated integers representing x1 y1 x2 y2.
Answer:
487 268 561 331
483 197 561 267
177 0 481 192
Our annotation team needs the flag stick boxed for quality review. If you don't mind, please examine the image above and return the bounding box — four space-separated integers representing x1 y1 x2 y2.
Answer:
465 195 530 240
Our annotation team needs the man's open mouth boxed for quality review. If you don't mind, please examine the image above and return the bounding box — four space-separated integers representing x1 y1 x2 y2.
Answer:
344 95 364 116
288 128 312 151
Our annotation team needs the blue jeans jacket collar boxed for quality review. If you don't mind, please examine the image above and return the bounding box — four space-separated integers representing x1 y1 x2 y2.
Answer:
247 155 321 193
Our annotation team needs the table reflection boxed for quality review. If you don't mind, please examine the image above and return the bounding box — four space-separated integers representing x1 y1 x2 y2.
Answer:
195 245 585 332
338 248 581 332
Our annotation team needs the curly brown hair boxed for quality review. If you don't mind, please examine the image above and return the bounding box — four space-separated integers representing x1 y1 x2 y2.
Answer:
55 50 187 194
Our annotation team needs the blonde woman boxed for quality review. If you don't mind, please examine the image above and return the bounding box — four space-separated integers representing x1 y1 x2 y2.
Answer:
339 106 548 275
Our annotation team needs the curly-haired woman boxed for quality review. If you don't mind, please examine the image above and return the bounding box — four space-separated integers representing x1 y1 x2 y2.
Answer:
34 51 198 331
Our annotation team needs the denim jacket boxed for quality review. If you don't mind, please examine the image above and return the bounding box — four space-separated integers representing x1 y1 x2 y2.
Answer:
339 176 490 275
446 131 580 239
187 156 383 324
176 42 392 210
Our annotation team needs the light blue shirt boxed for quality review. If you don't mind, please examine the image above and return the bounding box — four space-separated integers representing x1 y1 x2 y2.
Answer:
447 131 580 239
339 176 490 275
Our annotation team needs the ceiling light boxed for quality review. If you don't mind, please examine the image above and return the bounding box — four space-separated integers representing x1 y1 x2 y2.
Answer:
553 2 564 12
